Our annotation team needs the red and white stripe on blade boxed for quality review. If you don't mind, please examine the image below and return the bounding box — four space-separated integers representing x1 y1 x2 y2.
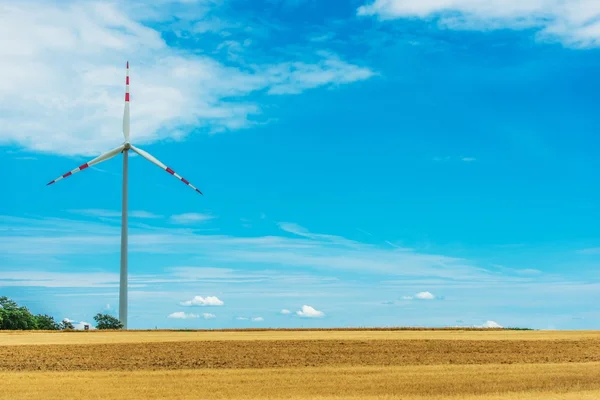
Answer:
46 145 125 186
123 61 130 142
130 145 203 195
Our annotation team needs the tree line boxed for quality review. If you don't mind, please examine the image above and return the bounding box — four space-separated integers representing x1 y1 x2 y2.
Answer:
0 296 123 330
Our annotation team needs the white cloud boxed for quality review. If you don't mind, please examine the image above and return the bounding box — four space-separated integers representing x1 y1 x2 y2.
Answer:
280 309 291 315
415 291 436 300
0 1 374 157
202 313 216 319
481 320 503 328
296 305 325 318
180 295 224 306
170 213 215 224
0 271 123 288
357 0 600 48
236 316 263 321
278 222 360 247
402 291 436 300
73 321 95 330
0 215 536 286
265 53 376 95
63 318 95 330
168 311 200 319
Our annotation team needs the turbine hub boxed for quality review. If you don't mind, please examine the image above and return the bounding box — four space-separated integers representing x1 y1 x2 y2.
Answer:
124 142 131 150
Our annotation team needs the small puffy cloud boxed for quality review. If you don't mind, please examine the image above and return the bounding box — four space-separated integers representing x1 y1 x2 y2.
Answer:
180 296 224 307
482 320 503 328
403 291 436 300
252 317 264 322
168 312 200 319
236 317 249 321
296 305 325 318
73 321 95 330
63 318 95 330
415 291 435 300
170 213 215 224
280 309 291 315
202 313 216 320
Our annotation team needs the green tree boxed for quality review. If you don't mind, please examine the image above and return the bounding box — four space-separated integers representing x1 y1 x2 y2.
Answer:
93 313 123 330
0 296 37 330
35 314 59 330
59 319 75 330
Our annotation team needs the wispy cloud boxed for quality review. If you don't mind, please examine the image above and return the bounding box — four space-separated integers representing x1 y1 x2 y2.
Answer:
577 248 600 255
357 0 600 48
0 215 533 283
170 213 215 224
433 156 476 163
168 312 199 319
0 1 374 157
235 316 264 322
280 309 291 315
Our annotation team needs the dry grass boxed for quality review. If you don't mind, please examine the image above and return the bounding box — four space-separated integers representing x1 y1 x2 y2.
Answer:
2 329 599 345
2 330 600 399
1 363 599 400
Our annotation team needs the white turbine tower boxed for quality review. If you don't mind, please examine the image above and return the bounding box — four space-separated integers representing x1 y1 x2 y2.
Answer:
47 62 203 329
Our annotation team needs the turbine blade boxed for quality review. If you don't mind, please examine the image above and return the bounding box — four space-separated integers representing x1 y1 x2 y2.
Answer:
130 145 203 195
46 145 125 186
123 61 130 142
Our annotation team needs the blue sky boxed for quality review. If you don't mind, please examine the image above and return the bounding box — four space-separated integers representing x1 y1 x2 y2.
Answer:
1 0 600 330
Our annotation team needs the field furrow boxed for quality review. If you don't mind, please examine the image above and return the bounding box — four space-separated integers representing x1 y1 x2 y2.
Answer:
1 338 600 371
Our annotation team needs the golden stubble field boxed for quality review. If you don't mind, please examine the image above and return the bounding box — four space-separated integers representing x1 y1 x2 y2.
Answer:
1 329 600 399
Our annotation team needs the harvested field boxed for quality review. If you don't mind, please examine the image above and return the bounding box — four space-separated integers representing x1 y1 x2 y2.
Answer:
2 338 600 371
1 330 599 399
2 328 599 345
2 363 600 400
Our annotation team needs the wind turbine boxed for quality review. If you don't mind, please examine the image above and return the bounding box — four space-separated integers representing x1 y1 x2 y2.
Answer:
46 62 203 329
